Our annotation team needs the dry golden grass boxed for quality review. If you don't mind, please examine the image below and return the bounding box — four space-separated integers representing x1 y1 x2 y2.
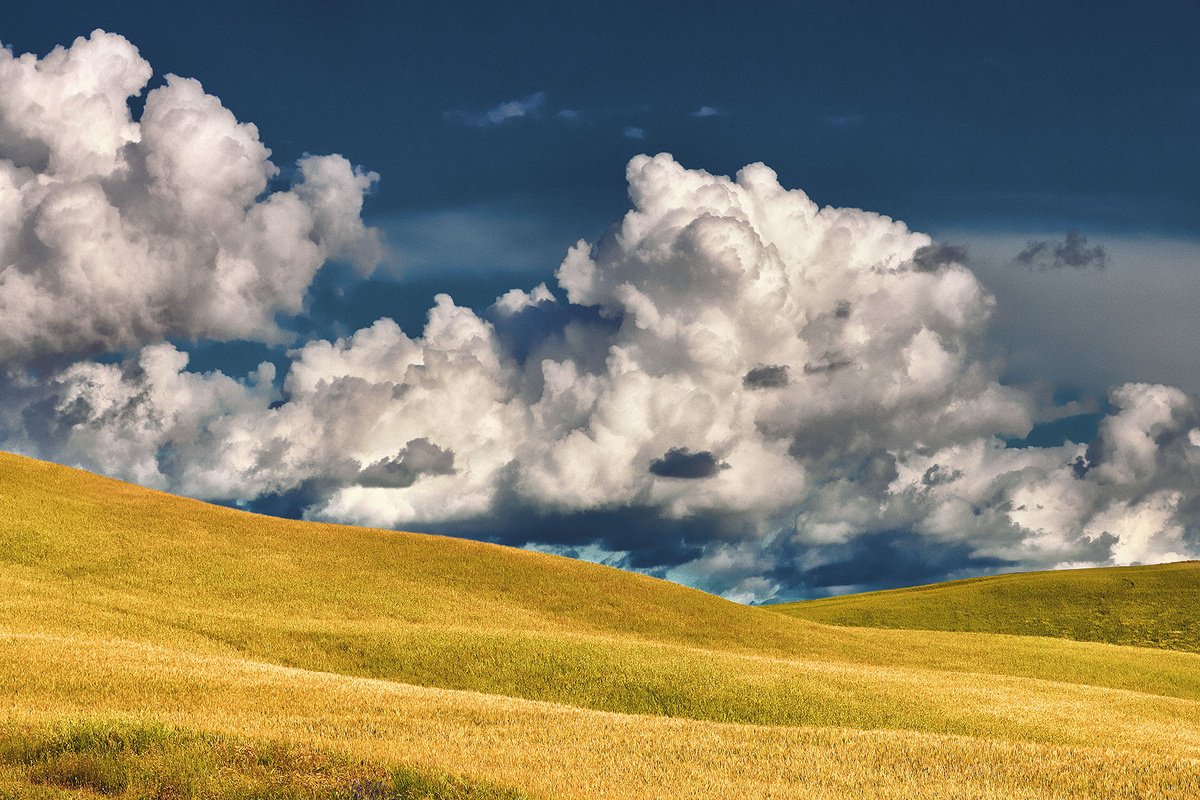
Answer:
3 451 1200 797
3 633 1199 800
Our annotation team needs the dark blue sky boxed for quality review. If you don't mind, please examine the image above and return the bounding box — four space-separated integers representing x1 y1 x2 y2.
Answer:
7 1 1200 240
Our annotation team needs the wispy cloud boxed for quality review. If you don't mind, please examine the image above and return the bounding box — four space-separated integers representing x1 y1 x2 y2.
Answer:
623 126 645 140
692 105 720 118
446 91 547 127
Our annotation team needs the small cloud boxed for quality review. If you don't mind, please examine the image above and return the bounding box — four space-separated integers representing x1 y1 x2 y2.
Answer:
743 364 790 389
649 447 730 479
803 356 854 376
623 126 646 140
921 463 964 487
692 106 720 118
1014 231 1108 271
446 91 547 127
556 108 582 122
826 113 863 129
912 243 968 273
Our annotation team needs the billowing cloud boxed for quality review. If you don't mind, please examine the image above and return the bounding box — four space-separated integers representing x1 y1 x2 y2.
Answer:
0 30 382 366
3 32 1198 602
1015 231 1108 271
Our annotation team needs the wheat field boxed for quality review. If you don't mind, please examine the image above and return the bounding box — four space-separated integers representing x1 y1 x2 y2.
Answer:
2 450 1199 798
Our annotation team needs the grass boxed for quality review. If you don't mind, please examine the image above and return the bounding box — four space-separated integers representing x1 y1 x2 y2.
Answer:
4 634 1199 799
2 450 1200 797
0 719 528 799
772 561 1200 652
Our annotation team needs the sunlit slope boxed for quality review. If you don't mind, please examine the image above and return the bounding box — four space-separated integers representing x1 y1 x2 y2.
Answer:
4 449 1200 720
4 450 1200 796
3 633 1199 800
773 562 1200 653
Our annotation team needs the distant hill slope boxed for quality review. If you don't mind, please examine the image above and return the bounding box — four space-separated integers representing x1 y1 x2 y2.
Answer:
2 450 1200 798
773 562 1200 653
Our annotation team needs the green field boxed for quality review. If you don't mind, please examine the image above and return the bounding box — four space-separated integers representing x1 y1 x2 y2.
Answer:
773 561 1200 652
2 450 1199 798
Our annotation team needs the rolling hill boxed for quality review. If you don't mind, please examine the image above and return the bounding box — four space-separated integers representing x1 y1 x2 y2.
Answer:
1 450 1199 798
772 561 1200 653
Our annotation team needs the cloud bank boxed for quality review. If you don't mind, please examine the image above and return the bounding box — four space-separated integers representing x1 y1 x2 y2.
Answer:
2 31 1198 601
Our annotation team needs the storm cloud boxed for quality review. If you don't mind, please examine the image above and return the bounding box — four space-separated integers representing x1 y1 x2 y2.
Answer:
912 243 967 273
649 448 730 479
358 438 456 488
743 365 790 389
1015 231 1108 271
2 32 1198 602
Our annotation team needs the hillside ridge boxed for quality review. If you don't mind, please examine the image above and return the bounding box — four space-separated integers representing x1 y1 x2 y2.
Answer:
774 560 1200 653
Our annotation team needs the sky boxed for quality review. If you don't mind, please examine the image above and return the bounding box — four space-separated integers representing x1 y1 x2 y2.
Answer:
1 1 1199 601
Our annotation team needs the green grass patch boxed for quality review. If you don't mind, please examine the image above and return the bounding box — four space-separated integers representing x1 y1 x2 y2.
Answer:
0 720 530 800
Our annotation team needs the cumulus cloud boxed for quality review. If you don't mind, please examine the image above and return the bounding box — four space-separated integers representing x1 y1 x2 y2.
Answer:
1014 231 1108 271
2 33 1198 603
0 30 382 366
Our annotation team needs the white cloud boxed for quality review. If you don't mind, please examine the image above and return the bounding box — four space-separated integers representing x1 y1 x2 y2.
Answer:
0 30 382 365
448 92 546 127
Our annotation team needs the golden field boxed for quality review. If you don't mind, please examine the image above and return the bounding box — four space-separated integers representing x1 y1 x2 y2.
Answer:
776 560 1200 653
1 450 1198 798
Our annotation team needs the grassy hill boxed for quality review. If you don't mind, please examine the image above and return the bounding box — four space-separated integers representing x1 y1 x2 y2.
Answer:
2 450 1199 798
772 562 1200 653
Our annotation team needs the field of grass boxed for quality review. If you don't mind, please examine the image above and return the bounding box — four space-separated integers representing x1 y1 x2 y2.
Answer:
773 561 1200 652
2 450 1199 797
